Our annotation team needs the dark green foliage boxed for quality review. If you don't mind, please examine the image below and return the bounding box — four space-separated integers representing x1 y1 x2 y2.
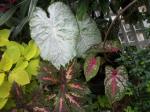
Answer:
118 47 150 112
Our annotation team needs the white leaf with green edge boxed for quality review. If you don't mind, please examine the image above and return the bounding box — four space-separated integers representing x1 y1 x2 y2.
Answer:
23 40 38 60
29 2 79 69
26 59 39 76
0 53 13 72
76 16 101 57
4 45 21 64
104 66 128 103
0 29 10 46
0 73 5 86
9 70 30 86
0 81 11 98
0 98 8 109
84 56 101 81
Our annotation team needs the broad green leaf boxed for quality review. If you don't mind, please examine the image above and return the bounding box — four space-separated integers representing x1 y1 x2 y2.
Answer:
4 45 21 64
0 53 13 72
0 29 10 46
0 73 5 86
9 70 30 86
23 40 38 60
0 81 11 98
84 56 101 81
29 2 79 69
104 66 128 103
0 98 8 109
26 59 39 76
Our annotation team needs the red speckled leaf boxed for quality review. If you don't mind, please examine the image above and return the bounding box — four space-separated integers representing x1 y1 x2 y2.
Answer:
104 66 128 103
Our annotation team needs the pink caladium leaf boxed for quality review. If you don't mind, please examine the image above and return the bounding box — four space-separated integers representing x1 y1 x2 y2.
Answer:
104 66 128 103
84 55 103 81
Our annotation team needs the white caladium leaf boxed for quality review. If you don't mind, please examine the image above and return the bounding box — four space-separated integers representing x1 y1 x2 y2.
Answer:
30 2 79 69
104 66 128 103
76 16 102 56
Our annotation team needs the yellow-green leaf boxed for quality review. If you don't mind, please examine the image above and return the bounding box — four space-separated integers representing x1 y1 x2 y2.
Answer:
26 59 39 76
0 29 10 46
0 73 5 86
23 40 38 60
0 29 10 39
7 41 25 55
9 70 30 86
0 98 8 109
4 45 21 64
0 53 13 72
0 81 11 98
14 59 28 71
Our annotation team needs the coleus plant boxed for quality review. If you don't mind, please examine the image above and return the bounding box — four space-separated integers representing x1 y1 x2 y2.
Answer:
0 29 40 109
104 66 128 104
39 61 90 112
29 1 101 69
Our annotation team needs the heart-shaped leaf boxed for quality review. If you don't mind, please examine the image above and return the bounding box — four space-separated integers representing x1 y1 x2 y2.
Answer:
104 66 128 103
30 2 79 69
76 16 101 56
84 56 102 81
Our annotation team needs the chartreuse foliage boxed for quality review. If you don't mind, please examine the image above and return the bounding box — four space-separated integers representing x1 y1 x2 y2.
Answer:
0 29 40 109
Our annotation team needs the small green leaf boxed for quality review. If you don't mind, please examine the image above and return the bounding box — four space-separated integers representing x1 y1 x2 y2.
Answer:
4 45 21 64
26 59 39 76
0 98 8 109
14 59 28 71
84 56 101 81
0 29 10 46
0 53 13 72
0 73 5 86
9 70 30 86
7 41 25 55
0 29 10 40
0 81 11 98
23 40 38 60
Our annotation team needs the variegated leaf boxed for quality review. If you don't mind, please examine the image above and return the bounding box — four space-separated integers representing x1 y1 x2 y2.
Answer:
30 2 79 69
104 66 128 103
84 56 102 81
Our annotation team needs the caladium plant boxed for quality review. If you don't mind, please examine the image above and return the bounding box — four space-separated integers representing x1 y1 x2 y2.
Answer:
29 2 101 69
84 55 104 81
104 66 128 103
39 62 90 112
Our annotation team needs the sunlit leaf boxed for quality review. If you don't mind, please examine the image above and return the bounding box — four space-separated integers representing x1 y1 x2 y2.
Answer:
0 98 8 109
23 40 38 60
104 66 128 103
4 45 21 64
0 73 5 86
0 29 10 46
0 81 11 98
26 59 39 76
9 70 30 86
0 53 13 72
